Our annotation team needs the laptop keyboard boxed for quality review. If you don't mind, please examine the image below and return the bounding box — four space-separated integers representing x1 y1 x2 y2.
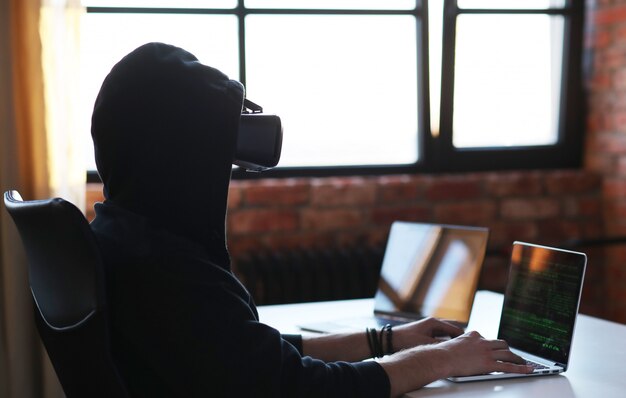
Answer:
525 359 549 370
374 317 409 327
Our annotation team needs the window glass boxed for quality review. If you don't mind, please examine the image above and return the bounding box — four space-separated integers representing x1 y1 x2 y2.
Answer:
452 14 564 148
80 13 238 169
457 0 566 9
79 0 582 176
245 15 419 167
244 0 416 10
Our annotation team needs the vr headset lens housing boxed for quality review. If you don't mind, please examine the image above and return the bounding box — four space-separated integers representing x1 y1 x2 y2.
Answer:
233 99 283 172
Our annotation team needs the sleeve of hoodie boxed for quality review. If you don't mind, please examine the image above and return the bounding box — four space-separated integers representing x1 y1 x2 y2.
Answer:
281 334 304 354
231 316 389 397
121 252 391 398
187 282 389 398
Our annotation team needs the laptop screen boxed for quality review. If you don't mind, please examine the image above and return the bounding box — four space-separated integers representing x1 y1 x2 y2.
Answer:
373 222 489 324
498 242 587 367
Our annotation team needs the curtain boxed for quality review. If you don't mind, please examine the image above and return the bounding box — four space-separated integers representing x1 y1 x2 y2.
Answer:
40 0 86 208
0 0 84 397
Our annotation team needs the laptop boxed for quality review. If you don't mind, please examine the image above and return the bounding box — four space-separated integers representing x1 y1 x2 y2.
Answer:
448 241 587 382
299 221 489 333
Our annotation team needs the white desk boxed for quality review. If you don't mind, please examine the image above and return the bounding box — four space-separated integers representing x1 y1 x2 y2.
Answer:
258 290 626 397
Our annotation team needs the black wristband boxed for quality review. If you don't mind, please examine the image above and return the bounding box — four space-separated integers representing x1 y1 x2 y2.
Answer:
384 324 393 355
370 328 381 358
378 325 385 356
366 328 375 358
366 327 383 358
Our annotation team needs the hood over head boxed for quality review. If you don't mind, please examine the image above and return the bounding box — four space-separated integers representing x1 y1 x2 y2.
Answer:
91 42 244 268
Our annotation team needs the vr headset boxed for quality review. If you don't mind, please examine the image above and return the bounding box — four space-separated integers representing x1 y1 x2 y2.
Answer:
233 99 283 172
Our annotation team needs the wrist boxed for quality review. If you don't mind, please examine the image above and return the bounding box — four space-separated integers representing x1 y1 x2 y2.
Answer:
379 345 449 396
424 346 453 380
366 325 395 358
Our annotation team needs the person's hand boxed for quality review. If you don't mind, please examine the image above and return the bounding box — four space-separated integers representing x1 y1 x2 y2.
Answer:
436 330 534 377
392 317 464 350
378 329 534 397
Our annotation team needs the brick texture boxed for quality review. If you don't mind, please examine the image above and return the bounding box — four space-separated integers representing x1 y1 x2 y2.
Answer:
585 0 626 323
87 170 610 318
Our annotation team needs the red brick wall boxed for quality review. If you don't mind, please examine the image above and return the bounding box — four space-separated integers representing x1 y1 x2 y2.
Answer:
585 0 626 323
88 171 603 261
87 170 606 316
223 172 602 254
227 172 604 316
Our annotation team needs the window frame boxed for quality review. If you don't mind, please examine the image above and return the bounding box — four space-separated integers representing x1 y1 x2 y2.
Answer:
436 0 585 172
84 2 431 182
84 0 584 182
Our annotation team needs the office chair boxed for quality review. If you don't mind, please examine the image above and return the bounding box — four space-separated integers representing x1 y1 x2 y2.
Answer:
3 190 130 398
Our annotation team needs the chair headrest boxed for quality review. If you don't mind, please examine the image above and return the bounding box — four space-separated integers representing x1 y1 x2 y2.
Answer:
3 190 102 330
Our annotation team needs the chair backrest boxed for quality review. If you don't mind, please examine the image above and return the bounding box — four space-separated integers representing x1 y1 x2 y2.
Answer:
3 190 130 398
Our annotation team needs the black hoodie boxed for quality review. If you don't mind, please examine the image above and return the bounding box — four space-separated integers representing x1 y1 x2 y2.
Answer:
90 42 389 397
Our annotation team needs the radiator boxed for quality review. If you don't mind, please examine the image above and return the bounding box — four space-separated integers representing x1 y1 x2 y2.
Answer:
233 246 384 305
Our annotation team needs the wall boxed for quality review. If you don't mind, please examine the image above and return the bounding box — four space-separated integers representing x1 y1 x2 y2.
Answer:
584 0 626 323
87 169 607 317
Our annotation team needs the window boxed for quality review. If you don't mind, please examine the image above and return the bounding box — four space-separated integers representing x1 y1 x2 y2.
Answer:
81 0 584 181
436 0 584 171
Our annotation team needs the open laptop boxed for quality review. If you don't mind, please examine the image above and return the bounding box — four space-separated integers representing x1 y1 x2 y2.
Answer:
449 241 587 382
299 221 489 333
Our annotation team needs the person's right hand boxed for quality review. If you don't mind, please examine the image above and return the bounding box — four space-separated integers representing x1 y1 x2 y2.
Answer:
435 330 534 377
378 330 534 397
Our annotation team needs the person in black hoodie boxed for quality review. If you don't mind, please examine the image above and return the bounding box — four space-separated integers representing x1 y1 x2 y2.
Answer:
89 42 532 398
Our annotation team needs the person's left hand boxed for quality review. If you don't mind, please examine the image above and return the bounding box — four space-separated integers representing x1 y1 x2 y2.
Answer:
392 317 464 351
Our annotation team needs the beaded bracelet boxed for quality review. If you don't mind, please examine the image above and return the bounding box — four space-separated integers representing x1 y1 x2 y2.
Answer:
367 325 394 358
366 327 383 358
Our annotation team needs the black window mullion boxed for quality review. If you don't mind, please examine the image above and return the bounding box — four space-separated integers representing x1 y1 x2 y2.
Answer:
236 1 246 87
557 0 585 164
456 8 571 15
85 7 235 14
417 0 433 172
437 0 459 172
